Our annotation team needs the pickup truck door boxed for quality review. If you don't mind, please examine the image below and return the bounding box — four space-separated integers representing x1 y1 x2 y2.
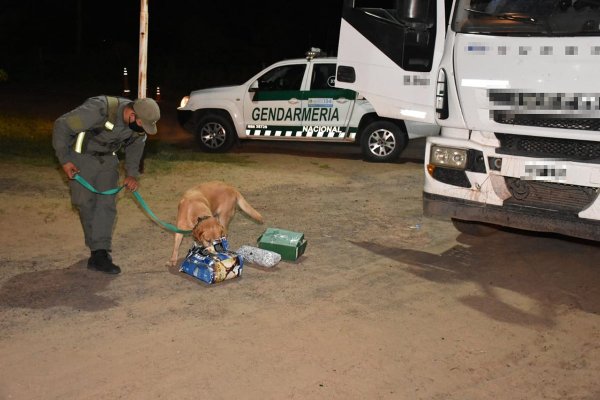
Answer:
243 63 307 138
335 0 447 124
302 62 355 140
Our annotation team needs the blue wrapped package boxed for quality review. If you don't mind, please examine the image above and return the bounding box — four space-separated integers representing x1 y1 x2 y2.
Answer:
179 238 243 284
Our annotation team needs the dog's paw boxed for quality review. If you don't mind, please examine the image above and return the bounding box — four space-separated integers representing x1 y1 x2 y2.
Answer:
166 259 176 268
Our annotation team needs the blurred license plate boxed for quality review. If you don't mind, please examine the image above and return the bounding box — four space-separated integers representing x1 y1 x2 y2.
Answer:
523 162 567 182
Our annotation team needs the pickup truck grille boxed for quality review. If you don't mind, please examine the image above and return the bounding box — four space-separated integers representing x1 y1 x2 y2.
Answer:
504 177 599 213
495 133 600 162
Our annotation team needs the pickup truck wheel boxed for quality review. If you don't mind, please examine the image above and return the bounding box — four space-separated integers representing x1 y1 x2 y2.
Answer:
360 121 407 162
194 114 236 153
451 218 499 237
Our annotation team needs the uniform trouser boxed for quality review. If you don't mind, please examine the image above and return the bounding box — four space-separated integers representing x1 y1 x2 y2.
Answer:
68 153 119 252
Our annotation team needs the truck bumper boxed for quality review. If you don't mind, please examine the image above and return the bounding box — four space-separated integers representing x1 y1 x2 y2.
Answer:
423 192 600 242
177 109 193 130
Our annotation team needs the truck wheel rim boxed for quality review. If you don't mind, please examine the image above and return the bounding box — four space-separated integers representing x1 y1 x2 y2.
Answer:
367 129 395 156
200 122 226 149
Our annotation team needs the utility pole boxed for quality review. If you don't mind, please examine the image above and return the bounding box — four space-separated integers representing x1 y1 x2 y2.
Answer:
138 0 149 99
138 0 149 174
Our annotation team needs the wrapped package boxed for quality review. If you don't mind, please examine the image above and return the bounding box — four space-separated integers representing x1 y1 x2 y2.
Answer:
257 228 307 261
180 239 243 284
236 245 281 268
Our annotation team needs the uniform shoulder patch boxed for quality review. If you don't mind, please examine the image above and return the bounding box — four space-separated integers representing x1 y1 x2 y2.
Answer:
66 115 85 132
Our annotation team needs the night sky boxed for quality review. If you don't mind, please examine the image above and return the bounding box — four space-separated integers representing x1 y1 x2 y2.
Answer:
0 1 344 97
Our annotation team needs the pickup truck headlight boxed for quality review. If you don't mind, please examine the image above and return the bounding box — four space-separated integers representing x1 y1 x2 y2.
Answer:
180 96 189 108
430 145 467 169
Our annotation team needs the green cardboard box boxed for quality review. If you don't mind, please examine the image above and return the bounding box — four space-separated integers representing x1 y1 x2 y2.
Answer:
257 228 307 261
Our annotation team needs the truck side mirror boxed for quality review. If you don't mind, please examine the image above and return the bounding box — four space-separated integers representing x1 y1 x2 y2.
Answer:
337 65 356 83
400 0 432 25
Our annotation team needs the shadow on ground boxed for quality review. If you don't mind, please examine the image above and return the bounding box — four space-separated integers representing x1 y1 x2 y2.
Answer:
0 260 119 311
351 229 600 328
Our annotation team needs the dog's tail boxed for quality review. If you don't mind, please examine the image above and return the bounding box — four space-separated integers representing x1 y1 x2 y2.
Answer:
236 193 264 223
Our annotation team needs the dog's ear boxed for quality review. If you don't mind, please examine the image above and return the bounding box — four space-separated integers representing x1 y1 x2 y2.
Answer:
191 223 203 242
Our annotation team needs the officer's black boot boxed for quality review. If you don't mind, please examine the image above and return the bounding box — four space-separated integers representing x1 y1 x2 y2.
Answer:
88 250 121 274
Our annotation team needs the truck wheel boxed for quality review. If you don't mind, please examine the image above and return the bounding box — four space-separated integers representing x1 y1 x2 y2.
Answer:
451 218 499 237
360 120 407 162
194 114 236 153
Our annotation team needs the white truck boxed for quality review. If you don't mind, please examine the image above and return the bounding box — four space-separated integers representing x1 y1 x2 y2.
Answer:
177 50 439 162
336 0 600 240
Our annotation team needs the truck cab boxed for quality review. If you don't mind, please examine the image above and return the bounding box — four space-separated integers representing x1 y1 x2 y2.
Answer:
336 0 600 240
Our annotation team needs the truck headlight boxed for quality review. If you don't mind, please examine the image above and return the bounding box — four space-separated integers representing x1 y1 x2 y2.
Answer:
180 96 189 108
430 145 467 169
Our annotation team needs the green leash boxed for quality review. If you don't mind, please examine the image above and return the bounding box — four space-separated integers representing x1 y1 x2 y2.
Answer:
74 174 192 235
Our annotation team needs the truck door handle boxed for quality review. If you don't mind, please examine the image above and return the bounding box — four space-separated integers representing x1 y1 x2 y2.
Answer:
336 98 348 104
288 98 299 104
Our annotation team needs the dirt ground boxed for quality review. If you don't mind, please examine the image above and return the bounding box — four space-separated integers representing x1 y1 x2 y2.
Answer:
1 128 600 399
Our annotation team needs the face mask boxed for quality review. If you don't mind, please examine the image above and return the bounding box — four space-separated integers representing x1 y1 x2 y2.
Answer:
129 114 146 133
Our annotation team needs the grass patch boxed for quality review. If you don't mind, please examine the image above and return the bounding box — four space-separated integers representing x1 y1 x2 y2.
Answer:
310 161 331 169
142 141 255 174
0 114 256 170
0 114 56 165
0 115 53 138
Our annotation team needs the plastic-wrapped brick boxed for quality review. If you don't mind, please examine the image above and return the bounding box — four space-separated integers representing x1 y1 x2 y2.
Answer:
236 245 281 268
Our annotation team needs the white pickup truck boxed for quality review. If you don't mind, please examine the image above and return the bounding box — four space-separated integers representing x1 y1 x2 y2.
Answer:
177 50 439 162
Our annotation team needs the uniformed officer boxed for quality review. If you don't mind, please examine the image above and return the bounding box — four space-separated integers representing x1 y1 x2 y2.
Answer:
52 95 160 274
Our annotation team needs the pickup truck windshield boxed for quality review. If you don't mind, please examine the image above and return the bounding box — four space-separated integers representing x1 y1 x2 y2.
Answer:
453 0 600 36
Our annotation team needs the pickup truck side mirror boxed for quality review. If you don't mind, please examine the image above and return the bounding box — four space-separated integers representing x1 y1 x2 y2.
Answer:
248 80 259 93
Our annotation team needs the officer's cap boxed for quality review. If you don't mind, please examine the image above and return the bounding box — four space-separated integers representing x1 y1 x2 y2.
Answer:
132 98 160 135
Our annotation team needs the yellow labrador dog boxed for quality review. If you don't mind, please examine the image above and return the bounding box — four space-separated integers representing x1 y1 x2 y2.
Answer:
168 181 263 267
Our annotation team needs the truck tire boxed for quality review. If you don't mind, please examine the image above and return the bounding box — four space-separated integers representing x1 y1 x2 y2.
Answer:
360 120 407 162
451 218 499 237
194 113 236 153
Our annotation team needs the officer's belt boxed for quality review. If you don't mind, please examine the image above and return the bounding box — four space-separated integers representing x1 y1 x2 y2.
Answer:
85 151 116 156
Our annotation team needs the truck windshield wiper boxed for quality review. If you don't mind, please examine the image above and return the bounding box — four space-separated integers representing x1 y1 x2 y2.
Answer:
464 8 538 25
363 9 409 28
